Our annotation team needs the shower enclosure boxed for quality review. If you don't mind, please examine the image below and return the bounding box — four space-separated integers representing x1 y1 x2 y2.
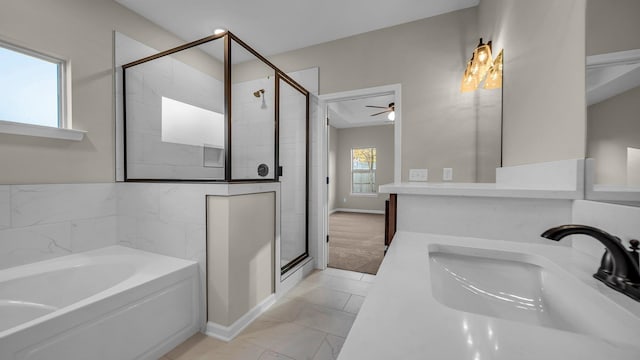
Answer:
121 32 309 273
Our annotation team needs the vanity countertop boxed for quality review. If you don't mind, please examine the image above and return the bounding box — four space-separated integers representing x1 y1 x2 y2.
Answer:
337 232 640 360
378 182 583 200
586 184 640 205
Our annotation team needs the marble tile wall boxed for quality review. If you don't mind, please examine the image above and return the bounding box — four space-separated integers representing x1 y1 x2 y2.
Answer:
0 184 118 270
0 182 219 273
231 76 276 180
116 183 209 279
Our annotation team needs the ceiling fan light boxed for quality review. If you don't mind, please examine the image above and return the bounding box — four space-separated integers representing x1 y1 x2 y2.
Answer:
387 111 395 121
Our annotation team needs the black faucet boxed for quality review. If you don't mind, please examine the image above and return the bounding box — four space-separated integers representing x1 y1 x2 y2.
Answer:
541 224 640 302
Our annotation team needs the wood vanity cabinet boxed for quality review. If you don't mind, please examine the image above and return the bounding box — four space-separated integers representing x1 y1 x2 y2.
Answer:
384 194 397 248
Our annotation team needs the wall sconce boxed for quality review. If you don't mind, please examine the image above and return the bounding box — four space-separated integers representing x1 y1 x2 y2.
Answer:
472 38 493 81
461 56 479 93
460 38 503 92
484 49 503 89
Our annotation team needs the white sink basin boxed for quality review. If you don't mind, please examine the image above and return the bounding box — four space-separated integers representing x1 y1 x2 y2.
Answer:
429 245 640 347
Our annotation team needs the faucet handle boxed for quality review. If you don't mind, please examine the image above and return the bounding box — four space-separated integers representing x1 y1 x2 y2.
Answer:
629 240 640 269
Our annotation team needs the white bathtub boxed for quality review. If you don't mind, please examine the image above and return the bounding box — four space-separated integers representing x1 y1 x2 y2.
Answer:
0 246 201 360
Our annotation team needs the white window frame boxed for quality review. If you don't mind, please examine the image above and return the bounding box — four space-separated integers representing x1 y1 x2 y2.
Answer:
0 39 83 141
350 146 377 196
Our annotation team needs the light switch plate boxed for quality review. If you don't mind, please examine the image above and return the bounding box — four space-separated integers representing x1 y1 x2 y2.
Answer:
409 169 428 181
443 168 453 181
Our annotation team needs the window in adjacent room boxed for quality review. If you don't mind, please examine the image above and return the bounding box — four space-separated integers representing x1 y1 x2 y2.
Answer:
351 147 377 194
0 41 66 128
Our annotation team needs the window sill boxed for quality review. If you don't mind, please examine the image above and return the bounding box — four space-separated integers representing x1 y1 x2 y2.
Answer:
0 120 86 141
350 192 378 197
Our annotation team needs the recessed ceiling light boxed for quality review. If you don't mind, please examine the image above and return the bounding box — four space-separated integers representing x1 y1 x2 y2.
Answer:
213 28 227 35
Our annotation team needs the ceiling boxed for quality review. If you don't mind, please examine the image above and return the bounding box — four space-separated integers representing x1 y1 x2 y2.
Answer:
587 49 640 106
115 0 479 57
328 94 395 129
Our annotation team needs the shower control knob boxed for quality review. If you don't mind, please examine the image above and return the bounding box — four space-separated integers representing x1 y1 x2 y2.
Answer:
257 163 269 177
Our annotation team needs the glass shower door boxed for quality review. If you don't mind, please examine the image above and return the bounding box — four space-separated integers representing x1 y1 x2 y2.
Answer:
279 77 308 273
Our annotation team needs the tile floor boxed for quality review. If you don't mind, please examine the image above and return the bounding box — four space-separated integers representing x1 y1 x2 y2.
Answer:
161 267 375 360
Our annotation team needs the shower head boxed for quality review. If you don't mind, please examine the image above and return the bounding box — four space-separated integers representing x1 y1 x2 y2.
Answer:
253 89 265 97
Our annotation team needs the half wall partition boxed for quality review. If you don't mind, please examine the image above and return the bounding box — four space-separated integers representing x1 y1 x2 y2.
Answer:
122 32 310 273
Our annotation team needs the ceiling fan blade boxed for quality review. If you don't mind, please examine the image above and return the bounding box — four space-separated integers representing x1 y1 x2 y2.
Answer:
370 110 391 116
366 105 388 109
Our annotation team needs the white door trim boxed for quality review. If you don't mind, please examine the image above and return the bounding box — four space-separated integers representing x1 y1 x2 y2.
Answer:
315 83 402 269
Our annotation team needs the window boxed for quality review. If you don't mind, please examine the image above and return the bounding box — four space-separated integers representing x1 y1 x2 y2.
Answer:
351 147 377 194
0 41 65 128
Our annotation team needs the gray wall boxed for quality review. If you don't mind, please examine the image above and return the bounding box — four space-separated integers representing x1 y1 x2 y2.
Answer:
1 1 588 184
586 0 640 56
587 86 640 185
254 1 586 177
257 8 482 182
333 125 394 212
585 0 640 185
0 0 208 184
476 89 502 183
479 0 586 167
207 192 274 327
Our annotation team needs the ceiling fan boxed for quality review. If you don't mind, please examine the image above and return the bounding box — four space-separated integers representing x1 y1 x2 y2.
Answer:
366 102 395 120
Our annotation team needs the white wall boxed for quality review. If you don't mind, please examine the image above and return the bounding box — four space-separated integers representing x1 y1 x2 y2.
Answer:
397 195 573 245
479 0 586 167
328 126 338 211
572 200 640 260
230 76 275 179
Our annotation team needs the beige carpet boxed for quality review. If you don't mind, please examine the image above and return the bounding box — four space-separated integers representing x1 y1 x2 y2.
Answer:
328 211 385 275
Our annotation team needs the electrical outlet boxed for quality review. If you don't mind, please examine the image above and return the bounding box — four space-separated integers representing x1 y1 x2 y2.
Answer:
409 169 428 181
443 168 453 181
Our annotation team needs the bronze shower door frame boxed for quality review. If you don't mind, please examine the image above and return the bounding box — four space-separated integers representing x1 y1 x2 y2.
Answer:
121 31 310 274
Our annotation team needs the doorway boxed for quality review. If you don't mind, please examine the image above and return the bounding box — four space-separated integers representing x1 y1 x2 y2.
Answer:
320 85 401 274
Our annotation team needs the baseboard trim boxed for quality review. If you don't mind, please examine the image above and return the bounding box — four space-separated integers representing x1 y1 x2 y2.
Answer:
332 208 385 215
279 256 315 295
205 294 277 342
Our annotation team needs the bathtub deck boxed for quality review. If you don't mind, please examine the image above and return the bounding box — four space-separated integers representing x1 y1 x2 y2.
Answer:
0 246 200 360
162 268 374 360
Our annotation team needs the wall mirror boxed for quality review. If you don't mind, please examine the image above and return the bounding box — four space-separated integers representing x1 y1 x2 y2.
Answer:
585 0 640 205
457 42 502 183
